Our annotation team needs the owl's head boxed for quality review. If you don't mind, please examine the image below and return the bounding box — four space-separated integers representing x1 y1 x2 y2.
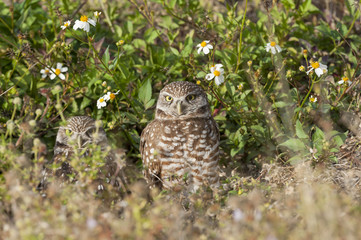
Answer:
54 116 108 155
155 81 211 120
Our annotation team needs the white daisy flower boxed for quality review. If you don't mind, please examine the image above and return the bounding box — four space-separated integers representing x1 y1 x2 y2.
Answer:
97 97 107 109
60 20 71 30
103 90 120 101
309 95 317 103
50 63 68 80
205 64 225 86
94 11 101 18
306 61 327 77
73 15 96 32
40 67 51 78
197 40 213 55
265 41 282 54
337 76 352 86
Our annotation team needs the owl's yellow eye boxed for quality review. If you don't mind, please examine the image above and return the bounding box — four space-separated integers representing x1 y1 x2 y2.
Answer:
65 129 73 136
187 94 195 101
165 95 173 102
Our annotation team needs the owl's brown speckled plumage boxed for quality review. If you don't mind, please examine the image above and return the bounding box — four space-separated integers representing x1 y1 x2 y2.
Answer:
39 116 121 193
140 81 220 191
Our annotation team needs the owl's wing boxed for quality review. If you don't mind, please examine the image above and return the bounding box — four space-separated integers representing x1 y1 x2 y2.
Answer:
140 120 162 187
140 120 158 157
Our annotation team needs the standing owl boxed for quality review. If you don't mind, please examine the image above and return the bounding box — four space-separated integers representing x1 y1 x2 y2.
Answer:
140 81 220 191
39 116 121 193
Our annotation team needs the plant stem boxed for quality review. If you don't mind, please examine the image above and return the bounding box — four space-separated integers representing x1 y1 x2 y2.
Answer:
88 38 142 119
295 76 316 121
329 7 360 55
235 0 248 73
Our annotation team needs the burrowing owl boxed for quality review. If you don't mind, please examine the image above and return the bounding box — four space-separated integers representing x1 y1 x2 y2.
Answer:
39 116 121 193
140 81 220 191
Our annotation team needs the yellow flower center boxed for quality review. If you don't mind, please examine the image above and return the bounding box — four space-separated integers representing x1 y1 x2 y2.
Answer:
55 69 61 75
310 97 315 102
109 93 116 100
311 62 320 69
196 80 201 85
64 22 69 27
99 98 104 103
303 49 308 54
201 41 207 47
80 15 88 22
45 69 49 74
270 42 276 47
342 77 349 82
214 70 221 76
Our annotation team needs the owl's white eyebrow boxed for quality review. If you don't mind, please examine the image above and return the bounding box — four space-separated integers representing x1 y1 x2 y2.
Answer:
161 91 199 96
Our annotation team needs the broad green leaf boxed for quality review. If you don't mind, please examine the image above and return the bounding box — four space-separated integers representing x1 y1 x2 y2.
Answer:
138 79 152 106
170 47 180 56
279 138 307 152
296 120 308 139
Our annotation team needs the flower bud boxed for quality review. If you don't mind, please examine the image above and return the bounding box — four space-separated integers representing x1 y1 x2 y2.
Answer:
286 70 292 78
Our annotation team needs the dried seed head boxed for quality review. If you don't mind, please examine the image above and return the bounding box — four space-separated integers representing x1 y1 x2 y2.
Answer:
6 120 15 132
29 120 36 127
6 48 16 59
13 97 22 106
33 138 41 147
35 109 42 117
95 120 103 129
263 0 273 11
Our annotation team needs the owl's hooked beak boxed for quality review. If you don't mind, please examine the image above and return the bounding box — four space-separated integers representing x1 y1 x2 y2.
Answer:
177 101 183 115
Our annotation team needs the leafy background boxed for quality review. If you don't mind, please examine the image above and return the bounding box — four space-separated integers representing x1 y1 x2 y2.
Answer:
1 0 361 239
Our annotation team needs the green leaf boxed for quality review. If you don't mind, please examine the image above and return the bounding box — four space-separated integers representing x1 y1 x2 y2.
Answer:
170 47 180 56
144 99 155 110
138 79 152 106
329 130 346 147
312 127 325 143
144 28 158 44
181 36 193 57
196 72 206 78
80 97 92 110
288 154 307 165
279 138 307 152
102 45 110 68
272 101 290 108
296 120 308 139
127 21 133 34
